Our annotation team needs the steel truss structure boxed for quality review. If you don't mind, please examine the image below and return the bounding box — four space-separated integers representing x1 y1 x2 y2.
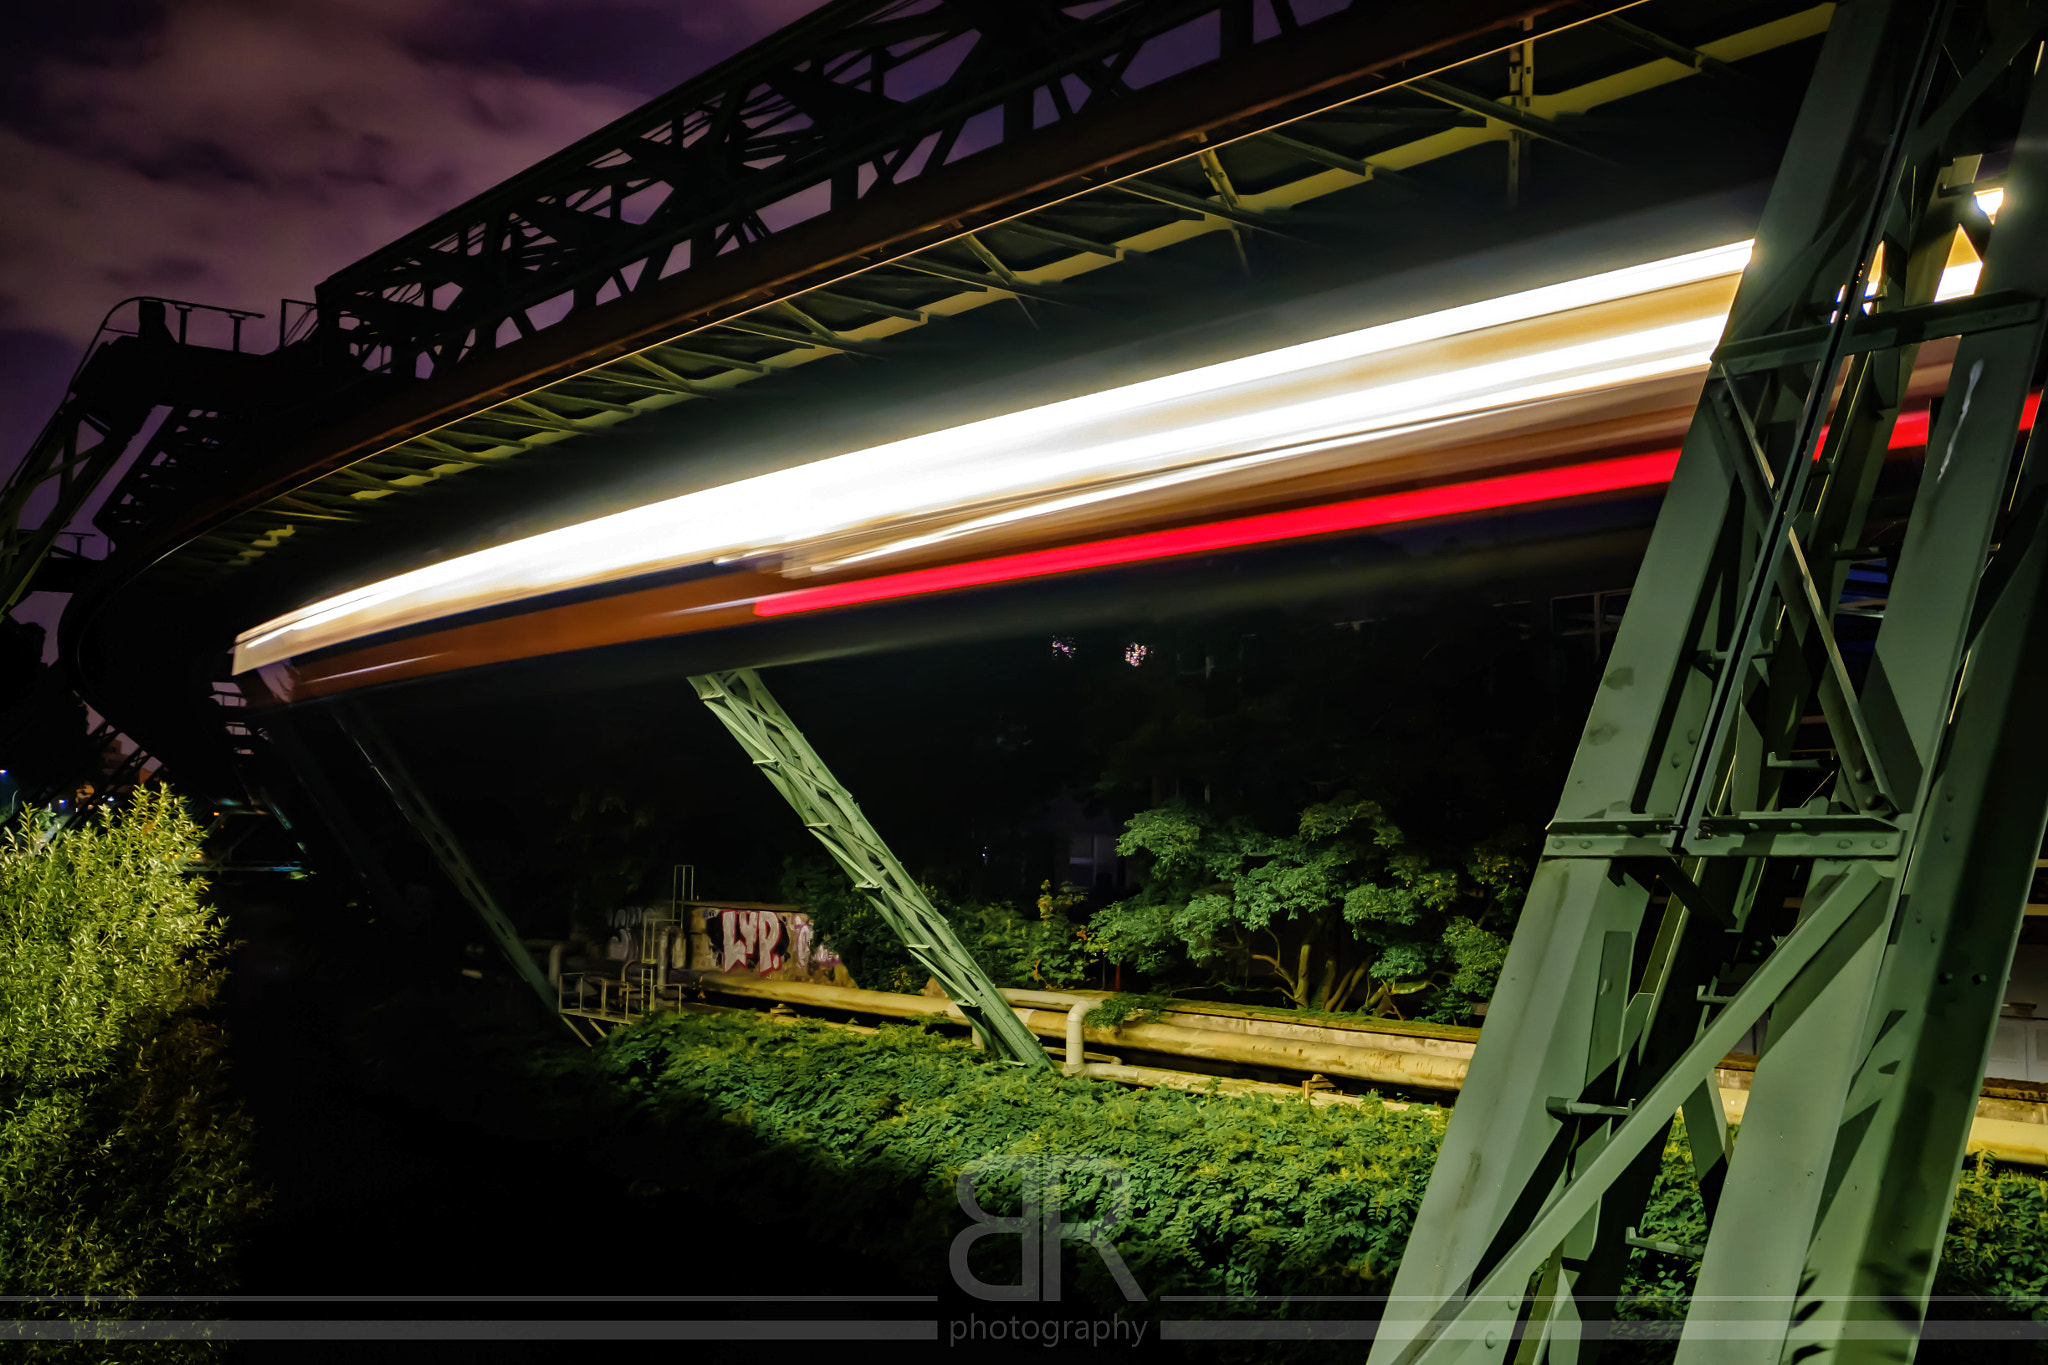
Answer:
127 0 1828 581
690 668 1050 1067
1372 2 2048 1361
0 298 265 614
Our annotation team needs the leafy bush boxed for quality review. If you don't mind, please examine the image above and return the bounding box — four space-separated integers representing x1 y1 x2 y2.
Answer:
950 880 1097 990
593 1010 1721 1323
1088 799 1526 1020
1934 1156 2048 1342
0 791 264 1348
592 1009 2048 1354
599 1008 1444 1314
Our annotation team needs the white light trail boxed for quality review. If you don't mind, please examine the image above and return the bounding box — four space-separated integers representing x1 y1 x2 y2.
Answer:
233 241 1753 674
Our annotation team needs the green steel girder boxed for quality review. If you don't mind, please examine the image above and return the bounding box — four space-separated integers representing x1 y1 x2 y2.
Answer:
337 705 557 1010
147 2 1832 581
1369 1 2048 1362
689 668 1052 1070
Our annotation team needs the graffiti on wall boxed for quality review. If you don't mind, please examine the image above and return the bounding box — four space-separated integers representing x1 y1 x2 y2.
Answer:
702 907 845 981
604 905 645 960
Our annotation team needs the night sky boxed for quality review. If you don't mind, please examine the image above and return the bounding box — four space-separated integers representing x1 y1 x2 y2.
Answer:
0 0 826 529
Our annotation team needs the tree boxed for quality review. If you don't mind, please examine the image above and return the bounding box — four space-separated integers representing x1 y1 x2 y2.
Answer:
1088 797 1526 1020
0 789 264 1328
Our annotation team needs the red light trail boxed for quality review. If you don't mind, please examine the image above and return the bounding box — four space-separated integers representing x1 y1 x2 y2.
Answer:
756 394 2040 620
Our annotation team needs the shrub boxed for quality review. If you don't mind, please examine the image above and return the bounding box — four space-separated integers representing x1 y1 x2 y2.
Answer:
0 791 264 1348
592 1010 1703 1321
592 1008 2048 1355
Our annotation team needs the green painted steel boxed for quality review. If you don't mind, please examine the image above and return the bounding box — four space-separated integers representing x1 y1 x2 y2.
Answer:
690 668 1053 1070
1370 2 2048 1361
338 706 558 1010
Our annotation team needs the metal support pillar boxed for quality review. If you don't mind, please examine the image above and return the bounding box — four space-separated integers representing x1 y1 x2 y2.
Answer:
336 705 556 1010
260 713 410 916
1371 2 2048 1361
690 668 1052 1070
1507 17 1535 209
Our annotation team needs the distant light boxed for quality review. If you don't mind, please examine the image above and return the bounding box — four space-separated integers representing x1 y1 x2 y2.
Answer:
1977 187 2006 219
1052 637 1077 659
1125 644 1150 667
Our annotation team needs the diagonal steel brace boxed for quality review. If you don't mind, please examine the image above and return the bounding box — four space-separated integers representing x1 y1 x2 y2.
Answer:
1387 860 1890 1365
690 668 1053 1069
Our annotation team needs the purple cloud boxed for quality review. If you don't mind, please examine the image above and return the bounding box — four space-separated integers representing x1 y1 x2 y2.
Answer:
0 0 826 463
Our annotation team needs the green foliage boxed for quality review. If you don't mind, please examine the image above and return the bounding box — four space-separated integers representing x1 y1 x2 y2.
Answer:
0 790 264 1347
598 1008 1446 1315
590 1012 2048 1349
1089 798 1526 1019
949 881 1098 990
1935 1157 2048 1330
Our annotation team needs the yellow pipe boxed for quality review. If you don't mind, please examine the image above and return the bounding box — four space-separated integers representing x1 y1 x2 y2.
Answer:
673 973 2046 1165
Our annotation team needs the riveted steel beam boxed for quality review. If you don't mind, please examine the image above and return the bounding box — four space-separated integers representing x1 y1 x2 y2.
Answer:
1371 2 2048 1361
689 667 1051 1069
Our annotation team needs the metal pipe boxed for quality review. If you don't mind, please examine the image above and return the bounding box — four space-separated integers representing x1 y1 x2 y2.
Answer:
655 972 2048 1164
676 973 1469 1092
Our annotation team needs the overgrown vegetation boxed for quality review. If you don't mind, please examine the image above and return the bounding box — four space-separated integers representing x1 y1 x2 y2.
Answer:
598 1008 1450 1314
588 1009 2048 1353
0 791 264 1347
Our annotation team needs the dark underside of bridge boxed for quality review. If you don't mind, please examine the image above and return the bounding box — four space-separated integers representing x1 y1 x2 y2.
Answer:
50 0 1828 806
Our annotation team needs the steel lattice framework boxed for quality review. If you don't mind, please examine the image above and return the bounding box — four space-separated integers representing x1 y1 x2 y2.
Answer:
103 0 1833 581
36 0 1839 1030
690 668 1050 1066
1372 1 2048 1360
316 0 1586 380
